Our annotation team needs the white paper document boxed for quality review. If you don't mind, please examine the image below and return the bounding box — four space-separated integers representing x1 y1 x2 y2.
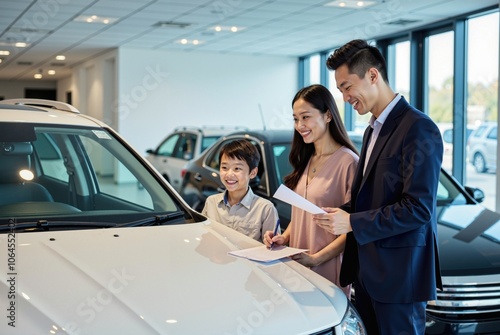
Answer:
228 245 307 263
273 184 326 214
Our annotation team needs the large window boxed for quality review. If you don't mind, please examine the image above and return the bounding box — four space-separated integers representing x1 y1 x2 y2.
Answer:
387 41 411 103
327 68 346 124
465 11 499 212
297 8 499 212
425 31 455 174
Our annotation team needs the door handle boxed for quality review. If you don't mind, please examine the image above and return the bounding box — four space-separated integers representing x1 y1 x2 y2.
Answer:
194 173 202 182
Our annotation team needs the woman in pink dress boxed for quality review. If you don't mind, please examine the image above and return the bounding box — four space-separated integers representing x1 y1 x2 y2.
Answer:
264 84 358 297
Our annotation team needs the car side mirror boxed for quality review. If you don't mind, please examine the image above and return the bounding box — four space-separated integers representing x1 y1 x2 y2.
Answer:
465 186 485 203
146 149 154 154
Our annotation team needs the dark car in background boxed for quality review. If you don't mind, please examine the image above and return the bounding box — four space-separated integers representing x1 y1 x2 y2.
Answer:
180 129 500 335
180 130 294 228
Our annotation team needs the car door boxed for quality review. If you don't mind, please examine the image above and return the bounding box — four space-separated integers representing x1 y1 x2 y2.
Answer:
147 132 196 191
485 125 497 169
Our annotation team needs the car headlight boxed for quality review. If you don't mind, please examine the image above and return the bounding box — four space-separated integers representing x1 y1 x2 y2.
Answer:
340 302 366 335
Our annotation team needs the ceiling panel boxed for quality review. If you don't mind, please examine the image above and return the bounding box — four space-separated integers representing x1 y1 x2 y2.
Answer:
0 0 497 81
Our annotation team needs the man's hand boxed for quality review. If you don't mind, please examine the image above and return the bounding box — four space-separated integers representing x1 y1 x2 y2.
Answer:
313 207 352 235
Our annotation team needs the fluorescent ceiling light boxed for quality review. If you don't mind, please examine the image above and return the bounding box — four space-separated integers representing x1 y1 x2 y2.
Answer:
324 0 376 9
56 55 65 60
0 50 10 56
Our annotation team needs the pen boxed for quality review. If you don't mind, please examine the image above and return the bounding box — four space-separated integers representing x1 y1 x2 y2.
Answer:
270 219 280 250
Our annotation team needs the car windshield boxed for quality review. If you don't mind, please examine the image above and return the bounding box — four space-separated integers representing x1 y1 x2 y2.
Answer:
0 124 188 230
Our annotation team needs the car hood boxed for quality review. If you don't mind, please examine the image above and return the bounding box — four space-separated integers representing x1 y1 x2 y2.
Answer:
437 203 500 277
0 220 347 334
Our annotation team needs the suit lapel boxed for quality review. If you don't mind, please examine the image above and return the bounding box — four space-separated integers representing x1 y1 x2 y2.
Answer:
359 98 408 188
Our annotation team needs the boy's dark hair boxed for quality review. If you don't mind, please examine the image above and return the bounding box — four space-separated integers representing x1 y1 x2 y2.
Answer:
219 139 260 171
326 39 389 83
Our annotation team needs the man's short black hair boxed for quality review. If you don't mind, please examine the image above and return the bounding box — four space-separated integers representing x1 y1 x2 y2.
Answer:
326 39 389 83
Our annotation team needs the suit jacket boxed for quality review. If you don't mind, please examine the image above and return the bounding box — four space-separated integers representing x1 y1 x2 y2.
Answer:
339 96 443 304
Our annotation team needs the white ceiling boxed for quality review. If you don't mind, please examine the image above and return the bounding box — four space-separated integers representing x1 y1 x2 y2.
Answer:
0 0 497 81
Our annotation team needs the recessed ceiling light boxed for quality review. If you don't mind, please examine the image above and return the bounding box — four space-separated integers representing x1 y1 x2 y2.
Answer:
176 39 203 45
56 55 66 60
48 70 56 75
15 42 27 48
324 0 376 8
74 15 117 24
34 73 42 79
209 25 244 33
0 50 11 56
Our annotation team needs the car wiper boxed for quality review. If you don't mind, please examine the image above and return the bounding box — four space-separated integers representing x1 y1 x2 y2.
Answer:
117 211 187 227
0 219 117 232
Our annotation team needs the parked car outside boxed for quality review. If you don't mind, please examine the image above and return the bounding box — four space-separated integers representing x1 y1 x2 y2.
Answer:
146 126 245 192
181 128 500 334
0 99 365 335
437 123 474 172
467 121 497 173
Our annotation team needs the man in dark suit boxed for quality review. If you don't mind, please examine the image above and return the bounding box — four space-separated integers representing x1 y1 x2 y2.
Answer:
314 39 443 335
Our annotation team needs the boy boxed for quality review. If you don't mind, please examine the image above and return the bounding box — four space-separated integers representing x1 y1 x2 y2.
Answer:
202 139 279 242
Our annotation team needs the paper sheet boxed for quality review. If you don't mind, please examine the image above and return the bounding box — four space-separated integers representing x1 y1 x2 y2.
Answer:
228 245 307 263
273 184 326 214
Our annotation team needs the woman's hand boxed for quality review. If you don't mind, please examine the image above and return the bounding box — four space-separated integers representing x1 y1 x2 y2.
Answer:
263 230 286 248
291 252 319 267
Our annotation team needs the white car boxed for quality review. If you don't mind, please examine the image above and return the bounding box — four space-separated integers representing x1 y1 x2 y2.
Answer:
0 99 365 335
146 126 245 192
467 121 497 173
437 123 474 172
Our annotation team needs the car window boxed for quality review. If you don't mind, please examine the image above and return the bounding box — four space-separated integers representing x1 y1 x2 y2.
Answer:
157 134 180 156
206 142 222 170
202 136 220 152
442 129 453 143
436 172 467 205
33 133 67 182
175 133 197 160
82 136 154 208
273 144 292 184
473 125 487 137
0 125 180 221
486 127 497 140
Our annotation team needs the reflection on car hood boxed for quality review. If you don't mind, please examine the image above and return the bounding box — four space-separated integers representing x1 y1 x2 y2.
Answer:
437 203 500 277
0 220 346 334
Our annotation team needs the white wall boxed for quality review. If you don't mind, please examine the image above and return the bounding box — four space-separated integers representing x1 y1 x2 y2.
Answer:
116 48 297 155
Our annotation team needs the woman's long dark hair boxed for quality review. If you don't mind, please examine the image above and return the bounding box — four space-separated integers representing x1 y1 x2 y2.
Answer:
284 84 358 190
